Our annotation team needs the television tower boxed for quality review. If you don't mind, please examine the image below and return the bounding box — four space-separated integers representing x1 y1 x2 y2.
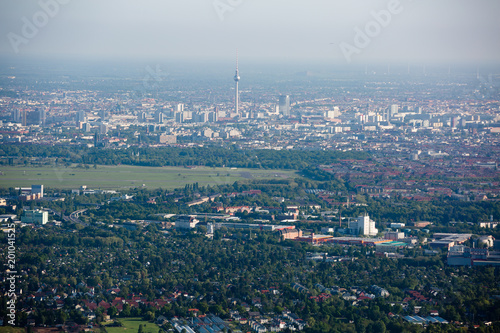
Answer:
234 50 240 116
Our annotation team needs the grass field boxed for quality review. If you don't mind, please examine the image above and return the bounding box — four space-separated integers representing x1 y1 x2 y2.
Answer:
0 327 25 333
0 165 296 190
106 318 160 333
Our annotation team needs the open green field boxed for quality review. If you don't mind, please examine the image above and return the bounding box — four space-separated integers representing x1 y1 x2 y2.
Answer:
0 165 296 190
0 327 25 333
106 318 160 333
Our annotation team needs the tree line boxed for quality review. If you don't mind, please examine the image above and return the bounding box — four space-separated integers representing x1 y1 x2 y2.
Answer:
0 144 369 169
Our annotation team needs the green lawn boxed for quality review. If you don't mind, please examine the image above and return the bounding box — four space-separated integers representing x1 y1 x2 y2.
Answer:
0 165 295 190
106 318 160 333
0 327 25 333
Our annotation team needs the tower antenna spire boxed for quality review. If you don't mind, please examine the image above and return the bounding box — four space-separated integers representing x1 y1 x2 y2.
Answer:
234 49 240 117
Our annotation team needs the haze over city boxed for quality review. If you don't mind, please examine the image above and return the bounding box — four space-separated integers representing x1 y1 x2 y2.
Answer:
1 0 500 65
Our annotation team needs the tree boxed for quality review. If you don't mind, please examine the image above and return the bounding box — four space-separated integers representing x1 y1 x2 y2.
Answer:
108 306 118 318
368 321 386 333
144 310 155 321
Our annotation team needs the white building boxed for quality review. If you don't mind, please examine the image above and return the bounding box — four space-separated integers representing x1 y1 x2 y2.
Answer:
159 134 177 144
175 215 199 229
325 106 341 119
390 223 405 229
348 214 378 236
384 231 405 240
279 95 290 117
390 104 399 118
478 235 495 248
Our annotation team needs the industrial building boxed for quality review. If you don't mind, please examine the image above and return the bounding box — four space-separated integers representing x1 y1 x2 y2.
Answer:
447 246 500 266
384 231 405 240
18 184 44 201
216 222 294 232
296 233 333 244
375 241 407 253
429 233 472 249
327 237 390 246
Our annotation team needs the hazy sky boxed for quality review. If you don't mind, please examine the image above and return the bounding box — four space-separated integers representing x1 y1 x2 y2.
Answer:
1 0 499 65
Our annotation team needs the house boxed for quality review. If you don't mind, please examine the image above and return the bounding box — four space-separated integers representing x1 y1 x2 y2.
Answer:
97 300 111 310
250 320 267 333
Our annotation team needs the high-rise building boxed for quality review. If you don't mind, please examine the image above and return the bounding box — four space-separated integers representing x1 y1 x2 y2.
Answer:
194 112 208 123
234 53 240 116
82 123 92 132
100 109 107 121
383 108 390 121
390 104 399 118
325 107 340 119
12 109 21 123
39 108 46 126
99 123 108 135
138 112 146 123
76 110 86 123
348 213 378 236
175 111 184 123
279 95 291 117
333 106 341 118
208 111 218 123
176 103 185 112
154 110 164 124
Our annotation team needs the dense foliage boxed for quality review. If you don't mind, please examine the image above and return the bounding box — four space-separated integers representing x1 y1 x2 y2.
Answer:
0 144 369 169
1 222 499 332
